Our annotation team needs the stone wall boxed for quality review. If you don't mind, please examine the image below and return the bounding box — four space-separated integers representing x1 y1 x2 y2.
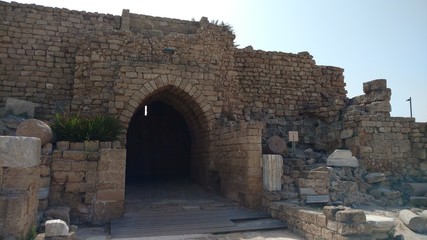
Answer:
343 115 427 182
0 1 120 118
123 9 200 35
210 121 264 208
236 49 346 123
0 136 41 239
269 202 374 239
342 80 427 182
48 140 125 224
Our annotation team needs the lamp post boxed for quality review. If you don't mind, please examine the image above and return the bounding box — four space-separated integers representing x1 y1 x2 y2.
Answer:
406 97 413 118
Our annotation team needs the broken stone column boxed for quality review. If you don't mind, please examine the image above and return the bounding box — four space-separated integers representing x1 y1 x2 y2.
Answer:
0 136 41 239
262 154 283 191
399 209 426 233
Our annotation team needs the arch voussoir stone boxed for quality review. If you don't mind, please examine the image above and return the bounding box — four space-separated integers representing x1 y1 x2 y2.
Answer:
120 77 215 139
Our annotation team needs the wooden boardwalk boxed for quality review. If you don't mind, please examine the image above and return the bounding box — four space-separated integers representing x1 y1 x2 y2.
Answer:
111 207 287 239
110 181 287 239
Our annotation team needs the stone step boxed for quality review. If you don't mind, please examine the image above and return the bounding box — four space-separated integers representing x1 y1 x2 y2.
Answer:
366 215 395 232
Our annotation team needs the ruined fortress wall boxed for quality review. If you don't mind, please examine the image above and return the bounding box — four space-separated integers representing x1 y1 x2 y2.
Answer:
343 115 427 181
236 49 347 123
0 1 223 120
127 12 199 35
0 1 121 118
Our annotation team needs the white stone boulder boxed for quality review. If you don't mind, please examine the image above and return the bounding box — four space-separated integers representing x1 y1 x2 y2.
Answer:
0 136 41 168
16 119 53 145
45 219 69 237
326 149 359 168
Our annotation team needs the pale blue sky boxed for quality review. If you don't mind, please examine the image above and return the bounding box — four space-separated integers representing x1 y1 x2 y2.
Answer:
7 0 427 122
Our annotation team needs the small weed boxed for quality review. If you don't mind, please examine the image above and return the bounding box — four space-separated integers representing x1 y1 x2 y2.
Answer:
387 226 396 240
21 225 37 240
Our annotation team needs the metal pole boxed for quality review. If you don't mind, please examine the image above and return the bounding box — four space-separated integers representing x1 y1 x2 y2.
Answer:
407 97 413 118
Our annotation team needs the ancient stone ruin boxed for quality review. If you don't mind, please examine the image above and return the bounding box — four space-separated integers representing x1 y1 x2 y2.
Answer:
0 1 426 239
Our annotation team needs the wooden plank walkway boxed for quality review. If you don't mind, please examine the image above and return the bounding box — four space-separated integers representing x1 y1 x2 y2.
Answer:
112 181 287 239
111 208 287 239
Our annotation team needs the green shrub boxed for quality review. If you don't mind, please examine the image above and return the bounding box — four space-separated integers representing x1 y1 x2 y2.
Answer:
51 113 123 142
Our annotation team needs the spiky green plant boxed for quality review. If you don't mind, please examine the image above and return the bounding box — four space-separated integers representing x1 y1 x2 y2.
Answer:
51 113 123 142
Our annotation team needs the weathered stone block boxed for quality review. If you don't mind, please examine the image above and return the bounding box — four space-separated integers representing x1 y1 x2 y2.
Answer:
65 182 86 193
365 172 385 184
87 152 101 161
66 171 85 182
335 209 366 223
2 167 40 191
52 172 68 184
0 192 28 219
363 79 387 93
45 219 69 237
5 97 38 118
364 88 391 104
84 141 99 152
327 149 359 168
0 136 41 168
324 205 346 220
299 188 316 195
336 222 372 236
366 215 395 233
340 129 354 139
366 101 391 114
56 141 70 151
99 141 112 149
112 141 122 149
306 195 330 204
69 142 84 151
63 151 87 161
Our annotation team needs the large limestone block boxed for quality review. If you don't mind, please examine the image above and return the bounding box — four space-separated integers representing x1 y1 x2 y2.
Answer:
45 219 69 237
366 215 395 232
366 101 391 114
5 98 39 118
262 154 283 191
16 119 53 145
326 149 359 168
0 136 41 168
363 79 387 93
364 88 391 104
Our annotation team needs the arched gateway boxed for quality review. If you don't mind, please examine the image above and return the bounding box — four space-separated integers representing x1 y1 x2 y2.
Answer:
119 78 216 188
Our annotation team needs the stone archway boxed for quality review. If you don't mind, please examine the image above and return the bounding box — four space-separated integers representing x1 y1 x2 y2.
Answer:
119 79 215 188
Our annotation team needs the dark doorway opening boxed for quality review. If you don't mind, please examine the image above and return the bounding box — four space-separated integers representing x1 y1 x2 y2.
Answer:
126 101 192 184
